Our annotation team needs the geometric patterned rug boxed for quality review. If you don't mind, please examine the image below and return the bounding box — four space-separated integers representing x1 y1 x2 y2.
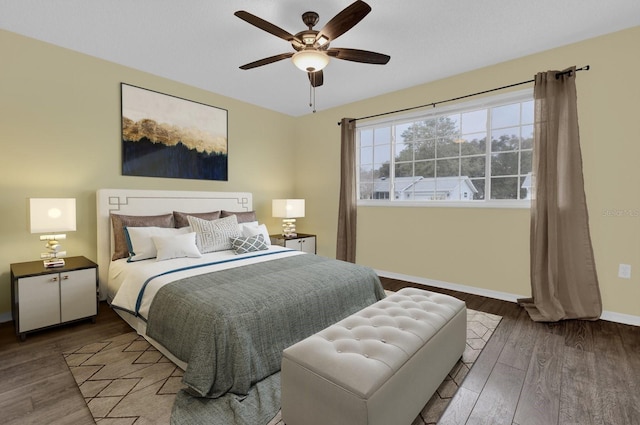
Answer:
63 309 501 425
63 332 185 424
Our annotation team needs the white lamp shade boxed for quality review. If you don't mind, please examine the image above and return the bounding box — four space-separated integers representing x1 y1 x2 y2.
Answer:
291 50 329 72
29 198 76 233
272 199 305 218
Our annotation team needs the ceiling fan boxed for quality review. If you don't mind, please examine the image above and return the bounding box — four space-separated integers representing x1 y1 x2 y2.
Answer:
234 0 390 90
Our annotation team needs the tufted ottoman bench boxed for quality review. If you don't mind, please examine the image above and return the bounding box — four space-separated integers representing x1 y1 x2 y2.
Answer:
281 287 466 425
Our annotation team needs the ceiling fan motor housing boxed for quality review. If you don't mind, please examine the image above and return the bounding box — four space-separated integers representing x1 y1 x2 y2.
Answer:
302 11 319 28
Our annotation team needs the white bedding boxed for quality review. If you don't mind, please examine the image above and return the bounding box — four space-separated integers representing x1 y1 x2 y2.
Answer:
109 245 302 320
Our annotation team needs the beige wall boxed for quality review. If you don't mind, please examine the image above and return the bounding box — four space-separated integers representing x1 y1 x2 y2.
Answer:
2 26 639 321
0 30 296 316
295 26 640 319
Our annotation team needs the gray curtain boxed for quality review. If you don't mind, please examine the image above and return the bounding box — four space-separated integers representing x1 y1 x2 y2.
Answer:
518 67 602 322
336 118 357 262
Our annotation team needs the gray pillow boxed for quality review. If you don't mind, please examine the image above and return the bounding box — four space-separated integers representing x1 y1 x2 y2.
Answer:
220 210 257 223
173 210 221 228
110 213 174 261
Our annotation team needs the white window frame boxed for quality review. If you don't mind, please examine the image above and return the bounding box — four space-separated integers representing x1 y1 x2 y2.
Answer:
356 88 533 209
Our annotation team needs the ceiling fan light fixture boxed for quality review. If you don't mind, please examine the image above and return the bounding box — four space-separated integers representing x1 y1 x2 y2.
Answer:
316 35 330 46
292 50 329 72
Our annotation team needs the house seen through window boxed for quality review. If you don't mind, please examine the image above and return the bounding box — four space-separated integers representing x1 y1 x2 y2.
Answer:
357 89 533 204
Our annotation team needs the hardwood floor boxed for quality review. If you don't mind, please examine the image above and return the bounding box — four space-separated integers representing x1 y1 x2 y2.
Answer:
381 278 640 425
1 279 639 425
0 302 130 425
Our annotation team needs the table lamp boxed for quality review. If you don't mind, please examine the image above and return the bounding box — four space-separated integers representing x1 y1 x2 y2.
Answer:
272 199 305 238
29 198 76 268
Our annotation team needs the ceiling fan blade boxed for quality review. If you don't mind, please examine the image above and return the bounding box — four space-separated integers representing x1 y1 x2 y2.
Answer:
239 52 294 70
308 70 324 87
326 48 390 64
234 11 301 44
317 0 371 42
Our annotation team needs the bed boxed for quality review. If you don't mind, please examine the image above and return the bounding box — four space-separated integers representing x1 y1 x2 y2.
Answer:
96 189 385 399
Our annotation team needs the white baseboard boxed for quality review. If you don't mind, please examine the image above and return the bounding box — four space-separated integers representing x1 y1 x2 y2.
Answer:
376 269 525 303
0 311 13 324
376 269 640 327
600 311 640 327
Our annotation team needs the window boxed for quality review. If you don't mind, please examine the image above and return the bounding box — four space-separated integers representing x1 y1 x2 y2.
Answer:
357 89 533 206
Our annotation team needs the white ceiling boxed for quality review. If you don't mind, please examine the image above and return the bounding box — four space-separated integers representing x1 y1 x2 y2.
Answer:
2 0 639 116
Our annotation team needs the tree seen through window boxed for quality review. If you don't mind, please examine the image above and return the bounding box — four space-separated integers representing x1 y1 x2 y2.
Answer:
358 93 533 202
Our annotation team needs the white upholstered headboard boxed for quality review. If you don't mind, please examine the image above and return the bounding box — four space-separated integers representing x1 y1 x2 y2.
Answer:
96 189 252 300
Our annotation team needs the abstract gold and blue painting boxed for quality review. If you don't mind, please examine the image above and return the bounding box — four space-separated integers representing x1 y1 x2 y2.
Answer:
121 83 228 181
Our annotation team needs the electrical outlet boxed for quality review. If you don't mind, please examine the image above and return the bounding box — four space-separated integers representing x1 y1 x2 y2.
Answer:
618 264 631 279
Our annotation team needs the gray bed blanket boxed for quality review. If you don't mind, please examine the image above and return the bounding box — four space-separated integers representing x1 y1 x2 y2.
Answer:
146 253 385 398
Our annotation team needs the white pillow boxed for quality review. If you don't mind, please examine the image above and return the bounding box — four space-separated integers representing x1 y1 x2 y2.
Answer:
187 214 241 253
241 222 271 246
237 220 259 233
124 226 190 262
153 232 202 261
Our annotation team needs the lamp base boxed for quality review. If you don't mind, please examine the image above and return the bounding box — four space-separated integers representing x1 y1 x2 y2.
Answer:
40 235 67 266
282 218 297 238
43 258 65 268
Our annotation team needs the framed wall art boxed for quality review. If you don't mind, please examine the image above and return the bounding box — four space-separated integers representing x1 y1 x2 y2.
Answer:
121 83 228 181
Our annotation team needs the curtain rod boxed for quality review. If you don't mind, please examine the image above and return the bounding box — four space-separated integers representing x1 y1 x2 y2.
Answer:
338 65 590 126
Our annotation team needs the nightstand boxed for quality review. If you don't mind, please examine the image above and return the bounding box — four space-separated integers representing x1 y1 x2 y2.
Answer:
10 256 98 340
270 233 317 254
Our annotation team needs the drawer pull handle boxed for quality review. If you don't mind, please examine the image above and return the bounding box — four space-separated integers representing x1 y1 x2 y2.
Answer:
52 277 58 282
62 275 70 280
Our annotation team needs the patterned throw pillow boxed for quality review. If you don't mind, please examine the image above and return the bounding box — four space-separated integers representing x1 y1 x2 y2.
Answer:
187 214 241 253
230 234 269 255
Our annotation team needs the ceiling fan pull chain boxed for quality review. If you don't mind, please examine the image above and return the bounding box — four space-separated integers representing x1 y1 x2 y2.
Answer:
313 84 318 113
309 80 317 113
